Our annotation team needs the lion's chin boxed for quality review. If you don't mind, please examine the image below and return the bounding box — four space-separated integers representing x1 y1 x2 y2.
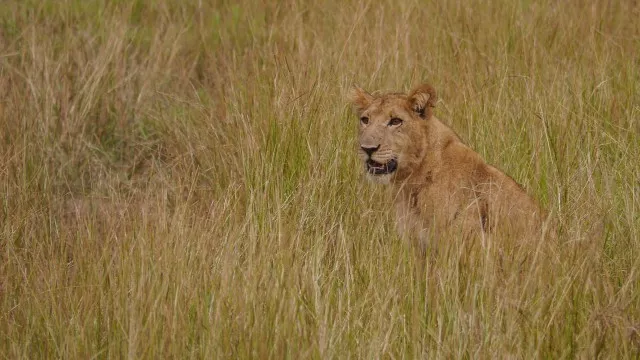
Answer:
366 172 393 184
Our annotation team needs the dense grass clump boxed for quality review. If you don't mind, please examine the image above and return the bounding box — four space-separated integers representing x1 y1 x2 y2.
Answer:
1 0 639 358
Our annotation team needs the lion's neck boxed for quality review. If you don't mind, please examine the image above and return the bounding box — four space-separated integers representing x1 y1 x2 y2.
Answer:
393 116 461 189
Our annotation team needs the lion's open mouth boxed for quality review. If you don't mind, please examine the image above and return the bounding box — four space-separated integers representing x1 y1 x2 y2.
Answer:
366 159 398 175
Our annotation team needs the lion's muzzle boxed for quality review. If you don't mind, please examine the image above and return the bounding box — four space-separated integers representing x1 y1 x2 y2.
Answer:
366 158 398 175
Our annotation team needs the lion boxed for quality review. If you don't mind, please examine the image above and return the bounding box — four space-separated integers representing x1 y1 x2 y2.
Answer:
348 83 547 249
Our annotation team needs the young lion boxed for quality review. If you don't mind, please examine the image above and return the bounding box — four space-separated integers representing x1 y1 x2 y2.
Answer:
348 84 546 247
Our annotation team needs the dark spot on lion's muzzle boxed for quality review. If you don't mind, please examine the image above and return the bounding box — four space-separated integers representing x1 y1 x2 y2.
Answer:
366 158 398 175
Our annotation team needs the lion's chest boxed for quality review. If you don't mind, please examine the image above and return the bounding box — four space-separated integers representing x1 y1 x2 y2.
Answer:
394 183 478 241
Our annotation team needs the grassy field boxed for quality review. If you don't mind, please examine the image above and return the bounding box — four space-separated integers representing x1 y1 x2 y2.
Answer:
1 0 639 358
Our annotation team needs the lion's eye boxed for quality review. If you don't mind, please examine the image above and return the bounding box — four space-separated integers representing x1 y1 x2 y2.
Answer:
388 117 403 126
360 117 369 125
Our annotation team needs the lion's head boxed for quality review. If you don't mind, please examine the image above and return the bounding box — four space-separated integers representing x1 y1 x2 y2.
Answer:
348 84 437 183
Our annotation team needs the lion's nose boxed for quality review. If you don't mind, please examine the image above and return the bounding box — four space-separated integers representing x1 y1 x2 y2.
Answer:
361 144 380 157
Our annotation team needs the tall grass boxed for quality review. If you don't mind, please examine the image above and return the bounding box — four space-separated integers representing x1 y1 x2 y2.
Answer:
1 0 639 358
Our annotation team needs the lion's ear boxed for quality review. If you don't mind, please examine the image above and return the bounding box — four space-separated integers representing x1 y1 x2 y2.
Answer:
408 84 437 119
347 85 374 113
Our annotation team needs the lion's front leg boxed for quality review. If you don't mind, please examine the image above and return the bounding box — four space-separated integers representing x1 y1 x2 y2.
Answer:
395 203 433 258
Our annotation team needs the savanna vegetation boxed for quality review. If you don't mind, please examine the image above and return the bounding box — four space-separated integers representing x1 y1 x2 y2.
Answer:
1 0 639 358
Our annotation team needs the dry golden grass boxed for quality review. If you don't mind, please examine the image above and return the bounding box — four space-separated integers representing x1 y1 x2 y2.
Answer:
1 0 639 358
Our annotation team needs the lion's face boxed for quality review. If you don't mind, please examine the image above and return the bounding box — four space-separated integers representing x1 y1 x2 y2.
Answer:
348 85 436 183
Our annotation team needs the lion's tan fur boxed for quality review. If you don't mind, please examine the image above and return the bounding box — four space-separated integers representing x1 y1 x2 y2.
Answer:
349 84 545 248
